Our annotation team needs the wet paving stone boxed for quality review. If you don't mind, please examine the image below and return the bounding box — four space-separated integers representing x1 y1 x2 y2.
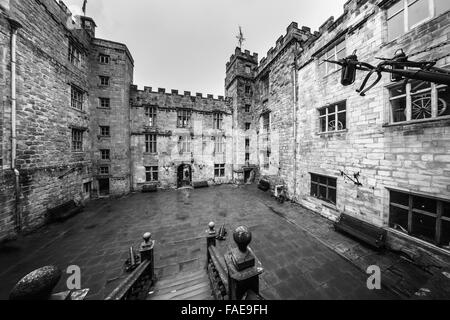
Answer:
0 185 398 300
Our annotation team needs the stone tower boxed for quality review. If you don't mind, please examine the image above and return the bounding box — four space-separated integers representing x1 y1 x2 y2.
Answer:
225 48 258 182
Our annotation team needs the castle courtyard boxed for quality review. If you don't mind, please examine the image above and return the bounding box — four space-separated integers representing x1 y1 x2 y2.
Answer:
1 184 435 300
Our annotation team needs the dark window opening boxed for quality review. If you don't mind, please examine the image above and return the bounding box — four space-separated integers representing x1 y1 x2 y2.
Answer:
145 166 158 182
310 173 337 204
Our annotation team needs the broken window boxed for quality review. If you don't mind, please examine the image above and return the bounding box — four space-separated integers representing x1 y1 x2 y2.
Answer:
213 112 223 130
145 166 158 182
310 173 337 204
389 189 450 248
388 79 450 123
71 129 83 152
71 85 84 110
177 109 191 128
145 134 157 153
318 101 346 133
145 106 157 127
214 164 225 177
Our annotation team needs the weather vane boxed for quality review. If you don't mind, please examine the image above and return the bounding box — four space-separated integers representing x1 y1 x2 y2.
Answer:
82 0 87 16
236 26 245 49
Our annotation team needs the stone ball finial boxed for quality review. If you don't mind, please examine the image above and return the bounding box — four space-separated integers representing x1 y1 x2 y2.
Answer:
9 266 62 300
143 232 152 243
233 226 252 252
208 221 215 231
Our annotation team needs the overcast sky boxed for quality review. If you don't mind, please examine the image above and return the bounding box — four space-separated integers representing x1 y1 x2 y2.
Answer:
64 0 347 96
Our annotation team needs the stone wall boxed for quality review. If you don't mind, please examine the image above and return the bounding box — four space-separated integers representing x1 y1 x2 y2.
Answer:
130 88 233 189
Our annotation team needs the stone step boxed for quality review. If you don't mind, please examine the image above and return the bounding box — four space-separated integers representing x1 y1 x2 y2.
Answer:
152 274 210 296
154 270 206 288
149 281 211 300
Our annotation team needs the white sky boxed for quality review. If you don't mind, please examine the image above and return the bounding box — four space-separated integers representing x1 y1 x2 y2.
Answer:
64 0 347 96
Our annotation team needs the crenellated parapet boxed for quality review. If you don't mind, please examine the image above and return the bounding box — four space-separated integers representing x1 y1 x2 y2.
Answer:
257 22 313 73
226 47 259 71
131 85 229 104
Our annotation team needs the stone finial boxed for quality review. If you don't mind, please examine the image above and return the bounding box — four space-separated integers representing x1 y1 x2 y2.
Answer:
208 221 215 234
143 232 152 243
233 226 252 252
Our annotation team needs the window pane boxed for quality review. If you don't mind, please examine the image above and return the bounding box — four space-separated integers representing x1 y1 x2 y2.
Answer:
440 220 450 247
390 97 407 122
408 0 429 29
389 205 409 232
388 11 404 41
413 195 437 213
435 0 450 16
391 190 409 206
337 112 346 130
319 185 327 199
411 212 436 243
319 176 327 184
320 117 327 132
328 177 337 188
328 188 336 204
388 0 404 18
437 86 450 117
410 80 431 93
310 183 318 197
442 201 450 218
411 92 432 119
311 174 319 183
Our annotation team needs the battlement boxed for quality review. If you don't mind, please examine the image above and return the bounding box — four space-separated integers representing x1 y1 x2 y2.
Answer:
258 21 313 71
226 47 259 70
131 85 226 101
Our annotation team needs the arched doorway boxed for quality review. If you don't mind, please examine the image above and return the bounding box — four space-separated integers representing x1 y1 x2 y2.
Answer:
177 164 192 188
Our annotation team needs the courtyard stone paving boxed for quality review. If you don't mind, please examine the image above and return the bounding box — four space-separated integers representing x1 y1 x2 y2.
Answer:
0 185 400 300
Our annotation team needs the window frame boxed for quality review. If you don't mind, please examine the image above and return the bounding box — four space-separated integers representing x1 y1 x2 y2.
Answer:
99 166 110 175
145 166 159 182
214 164 226 177
387 80 450 123
177 109 191 128
389 189 450 247
386 0 449 42
99 97 110 109
145 106 157 127
71 129 83 152
179 135 191 153
71 85 84 110
319 40 346 75
100 149 110 161
68 40 82 67
310 173 337 205
145 134 157 153
99 54 110 64
214 136 224 154
213 112 223 130
99 76 110 86
318 101 347 133
100 126 110 137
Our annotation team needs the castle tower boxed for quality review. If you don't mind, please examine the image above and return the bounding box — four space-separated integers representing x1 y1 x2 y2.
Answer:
225 48 258 182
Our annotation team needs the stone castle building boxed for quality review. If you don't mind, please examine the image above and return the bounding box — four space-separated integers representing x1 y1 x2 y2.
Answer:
1 0 449 261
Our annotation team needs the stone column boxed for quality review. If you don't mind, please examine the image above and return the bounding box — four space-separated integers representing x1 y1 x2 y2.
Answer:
140 232 155 280
224 226 264 300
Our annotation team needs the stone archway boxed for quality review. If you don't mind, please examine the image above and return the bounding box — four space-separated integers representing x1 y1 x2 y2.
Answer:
177 164 192 188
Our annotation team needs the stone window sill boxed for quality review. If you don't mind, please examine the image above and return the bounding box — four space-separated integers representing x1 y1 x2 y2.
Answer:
97 107 111 110
71 107 86 114
144 152 158 156
316 129 348 136
383 116 450 128
313 197 338 210
388 228 450 257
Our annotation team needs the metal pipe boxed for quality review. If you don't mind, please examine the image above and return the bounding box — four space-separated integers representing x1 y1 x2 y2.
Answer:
8 18 22 232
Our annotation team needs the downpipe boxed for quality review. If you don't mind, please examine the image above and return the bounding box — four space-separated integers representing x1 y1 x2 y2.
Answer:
8 18 22 233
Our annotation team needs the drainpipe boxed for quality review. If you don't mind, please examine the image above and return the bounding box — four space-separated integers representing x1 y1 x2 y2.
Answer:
292 45 298 201
8 18 23 232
